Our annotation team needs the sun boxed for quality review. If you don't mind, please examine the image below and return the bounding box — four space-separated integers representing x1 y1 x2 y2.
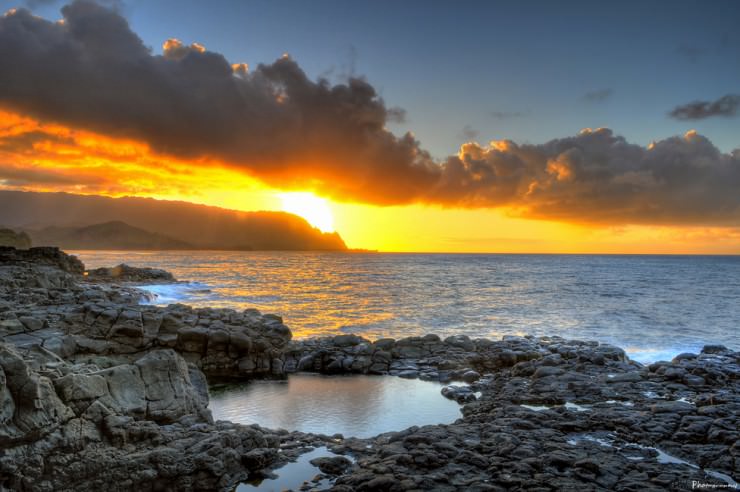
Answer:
279 192 335 233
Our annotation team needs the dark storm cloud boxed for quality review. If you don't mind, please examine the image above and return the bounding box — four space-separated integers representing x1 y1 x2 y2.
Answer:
582 88 613 102
2 1 740 226
0 1 431 203
669 94 740 120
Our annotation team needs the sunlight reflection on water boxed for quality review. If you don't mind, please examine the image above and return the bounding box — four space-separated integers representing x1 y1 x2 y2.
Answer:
74 251 740 363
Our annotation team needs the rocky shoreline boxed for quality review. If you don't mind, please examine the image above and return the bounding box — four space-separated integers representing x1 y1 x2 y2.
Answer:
1 247 738 491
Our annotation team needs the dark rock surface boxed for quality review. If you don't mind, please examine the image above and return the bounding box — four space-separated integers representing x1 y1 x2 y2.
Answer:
325 339 740 491
1 247 738 491
86 263 177 283
0 246 84 274
310 455 354 475
0 249 290 490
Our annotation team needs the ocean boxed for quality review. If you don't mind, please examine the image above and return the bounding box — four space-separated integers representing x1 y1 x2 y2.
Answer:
74 251 740 364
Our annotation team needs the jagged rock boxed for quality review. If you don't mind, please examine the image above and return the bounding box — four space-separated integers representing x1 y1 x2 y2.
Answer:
134 349 207 423
0 344 74 446
310 455 353 475
462 370 481 383
0 246 84 274
441 385 477 403
86 264 176 282
444 334 474 351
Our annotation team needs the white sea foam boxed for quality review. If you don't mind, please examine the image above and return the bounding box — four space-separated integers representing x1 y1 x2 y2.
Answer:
566 434 614 447
520 402 591 412
605 400 635 407
520 404 550 412
139 282 216 305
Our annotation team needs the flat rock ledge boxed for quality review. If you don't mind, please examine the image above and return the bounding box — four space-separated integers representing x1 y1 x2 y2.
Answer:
1 248 738 491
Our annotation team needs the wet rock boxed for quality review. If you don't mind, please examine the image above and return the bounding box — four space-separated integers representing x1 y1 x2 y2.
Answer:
333 334 363 347
462 370 481 383
309 455 353 475
441 385 477 403
19 316 45 331
397 369 420 379
605 371 643 383
86 264 175 283
673 352 697 363
444 334 474 351
650 400 695 414
685 375 706 387
532 366 564 379
701 344 730 354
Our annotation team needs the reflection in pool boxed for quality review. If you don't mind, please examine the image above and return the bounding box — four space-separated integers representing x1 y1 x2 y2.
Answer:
209 373 463 438
237 446 349 492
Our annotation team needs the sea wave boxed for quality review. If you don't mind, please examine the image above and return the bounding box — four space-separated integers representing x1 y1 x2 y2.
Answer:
138 282 216 305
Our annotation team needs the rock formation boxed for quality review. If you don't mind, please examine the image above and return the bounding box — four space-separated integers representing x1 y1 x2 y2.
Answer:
0 248 290 490
0 247 738 491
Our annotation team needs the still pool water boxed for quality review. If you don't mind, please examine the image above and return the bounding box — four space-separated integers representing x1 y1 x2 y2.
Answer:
208 373 462 438
237 446 350 492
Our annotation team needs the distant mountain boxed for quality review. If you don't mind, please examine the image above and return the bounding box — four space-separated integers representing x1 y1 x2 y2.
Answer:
30 221 194 250
0 227 31 249
0 190 347 251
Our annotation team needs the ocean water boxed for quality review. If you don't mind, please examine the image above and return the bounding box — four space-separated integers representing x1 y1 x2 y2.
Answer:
74 251 740 363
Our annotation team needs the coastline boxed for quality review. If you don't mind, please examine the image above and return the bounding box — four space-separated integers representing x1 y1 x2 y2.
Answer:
73 249 740 362
0 247 738 490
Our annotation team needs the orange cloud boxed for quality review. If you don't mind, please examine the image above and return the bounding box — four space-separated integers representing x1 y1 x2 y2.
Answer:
0 109 264 201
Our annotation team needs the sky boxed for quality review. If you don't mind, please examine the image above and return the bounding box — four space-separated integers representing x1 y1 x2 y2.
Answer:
1 0 739 253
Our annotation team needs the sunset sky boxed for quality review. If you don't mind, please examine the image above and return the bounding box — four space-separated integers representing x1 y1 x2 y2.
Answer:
1 0 739 253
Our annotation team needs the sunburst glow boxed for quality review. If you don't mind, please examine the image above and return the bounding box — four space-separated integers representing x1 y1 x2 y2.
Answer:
279 192 335 233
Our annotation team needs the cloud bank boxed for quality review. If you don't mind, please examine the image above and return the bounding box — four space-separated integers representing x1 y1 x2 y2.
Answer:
434 129 740 225
0 1 433 204
1 1 740 227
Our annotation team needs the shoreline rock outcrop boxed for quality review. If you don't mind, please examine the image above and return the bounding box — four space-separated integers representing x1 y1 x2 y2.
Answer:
85 263 176 283
1 247 738 491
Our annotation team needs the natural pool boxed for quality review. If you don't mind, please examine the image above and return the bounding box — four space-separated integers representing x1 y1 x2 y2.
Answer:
236 446 350 492
209 373 463 438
